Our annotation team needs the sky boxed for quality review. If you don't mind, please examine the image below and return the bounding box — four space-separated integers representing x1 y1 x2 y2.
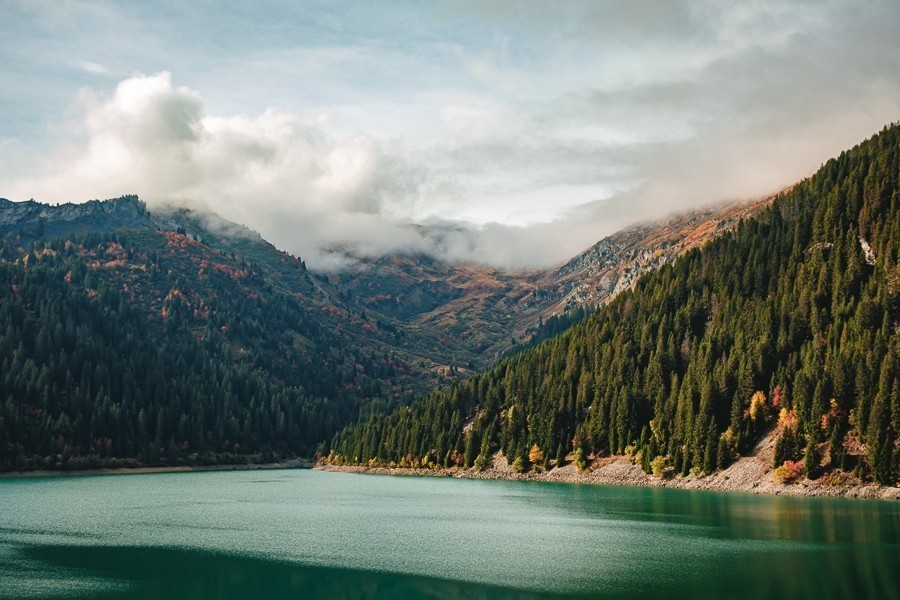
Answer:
1 0 899 270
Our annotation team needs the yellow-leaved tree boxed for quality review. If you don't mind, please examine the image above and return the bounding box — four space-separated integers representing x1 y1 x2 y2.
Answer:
529 444 544 468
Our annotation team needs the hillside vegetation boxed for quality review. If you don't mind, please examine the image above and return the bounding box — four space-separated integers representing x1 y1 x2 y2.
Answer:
0 179 772 471
0 225 414 470
329 124 900 486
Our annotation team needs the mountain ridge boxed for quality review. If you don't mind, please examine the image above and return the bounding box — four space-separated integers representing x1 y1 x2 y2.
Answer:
0 185 779 471
1 192 773 372
326 196 774 364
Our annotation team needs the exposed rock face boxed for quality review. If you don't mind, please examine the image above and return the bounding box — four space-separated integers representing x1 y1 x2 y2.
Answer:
0 196 150 240
541 196 774 315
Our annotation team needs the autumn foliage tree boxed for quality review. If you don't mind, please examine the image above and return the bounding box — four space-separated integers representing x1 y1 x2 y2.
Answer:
529 444 544 471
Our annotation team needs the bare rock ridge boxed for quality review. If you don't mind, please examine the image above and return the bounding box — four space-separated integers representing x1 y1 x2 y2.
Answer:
0 196 151 238
542 195 773 315
0 196 264 247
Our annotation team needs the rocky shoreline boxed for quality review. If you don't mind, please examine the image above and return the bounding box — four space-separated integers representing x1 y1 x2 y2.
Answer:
5 448 896 500
318 436 900 500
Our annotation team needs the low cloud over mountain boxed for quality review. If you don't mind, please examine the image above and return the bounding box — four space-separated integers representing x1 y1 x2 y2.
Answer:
2 1 899 269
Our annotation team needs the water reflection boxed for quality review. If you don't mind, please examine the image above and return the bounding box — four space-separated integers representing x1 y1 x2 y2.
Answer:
494 480 900 600
536 481 898 544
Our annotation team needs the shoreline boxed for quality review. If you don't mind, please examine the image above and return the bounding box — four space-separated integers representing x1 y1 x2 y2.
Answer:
4 450 896 500
317 444 900 500
0 459 313 479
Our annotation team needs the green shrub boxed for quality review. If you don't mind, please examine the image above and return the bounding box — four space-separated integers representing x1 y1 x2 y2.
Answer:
650 455 670 478
511 456 528 473
573 447 588 472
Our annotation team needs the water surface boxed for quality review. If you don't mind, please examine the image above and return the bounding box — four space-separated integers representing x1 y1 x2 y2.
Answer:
0 470 897 598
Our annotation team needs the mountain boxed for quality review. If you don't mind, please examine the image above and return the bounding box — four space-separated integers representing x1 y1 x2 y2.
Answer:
328 123 900 487
0 198 440 469
0 184 775 472
3 194 774 377
327 197 773 369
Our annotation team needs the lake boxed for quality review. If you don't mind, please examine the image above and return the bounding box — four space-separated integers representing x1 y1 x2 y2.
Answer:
0 469 897 599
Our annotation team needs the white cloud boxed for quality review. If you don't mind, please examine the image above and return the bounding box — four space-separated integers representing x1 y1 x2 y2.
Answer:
74 61 110 76
0 70 643 270
1 1 899 271
2 72 455 268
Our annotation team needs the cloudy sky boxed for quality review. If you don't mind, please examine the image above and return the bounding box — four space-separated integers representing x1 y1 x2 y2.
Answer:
2 1 899 270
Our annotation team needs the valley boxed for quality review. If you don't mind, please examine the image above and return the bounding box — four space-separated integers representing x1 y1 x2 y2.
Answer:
0 190 766 472
2 125 897 494
4 5 899 599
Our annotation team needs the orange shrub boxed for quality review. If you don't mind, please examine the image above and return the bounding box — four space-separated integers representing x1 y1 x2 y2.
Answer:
772 460 804 484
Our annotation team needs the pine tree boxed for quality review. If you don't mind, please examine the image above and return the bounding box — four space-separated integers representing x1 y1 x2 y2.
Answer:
804 436 821 480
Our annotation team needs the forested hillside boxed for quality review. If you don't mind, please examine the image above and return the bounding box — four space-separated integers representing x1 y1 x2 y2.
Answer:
329 124 900 485
0 226 414 470
0 184 775 471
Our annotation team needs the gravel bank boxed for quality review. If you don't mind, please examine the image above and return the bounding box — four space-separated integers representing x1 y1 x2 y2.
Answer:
318 434 899 500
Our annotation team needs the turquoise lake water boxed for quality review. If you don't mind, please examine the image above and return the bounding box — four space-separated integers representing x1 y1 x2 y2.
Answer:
0 469 897 599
